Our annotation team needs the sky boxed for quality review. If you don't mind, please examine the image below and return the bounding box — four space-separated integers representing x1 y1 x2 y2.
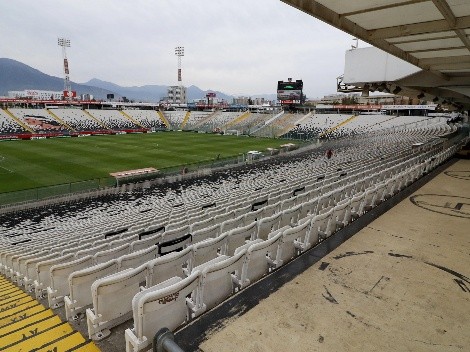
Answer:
0 0 363 99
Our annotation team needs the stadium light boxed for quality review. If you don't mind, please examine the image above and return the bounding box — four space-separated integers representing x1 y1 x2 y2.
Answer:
175 46 184 85
58 37 72 99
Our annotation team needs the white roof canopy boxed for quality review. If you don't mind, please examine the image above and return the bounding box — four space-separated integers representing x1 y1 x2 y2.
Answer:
281 0 470 108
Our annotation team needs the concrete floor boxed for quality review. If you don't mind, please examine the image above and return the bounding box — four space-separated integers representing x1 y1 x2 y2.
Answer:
198 158 470 352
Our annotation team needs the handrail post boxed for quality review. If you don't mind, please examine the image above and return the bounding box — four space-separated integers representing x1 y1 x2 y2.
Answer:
153 328 185 352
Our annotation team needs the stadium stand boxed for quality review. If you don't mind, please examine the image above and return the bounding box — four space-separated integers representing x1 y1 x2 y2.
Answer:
0 110 467 351
85 110 141 131
53 108 107 131
0 109 28 135
9 108 70 133
123 110 166 130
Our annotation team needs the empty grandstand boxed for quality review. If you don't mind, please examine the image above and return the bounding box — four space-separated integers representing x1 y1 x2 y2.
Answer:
0 107 467 350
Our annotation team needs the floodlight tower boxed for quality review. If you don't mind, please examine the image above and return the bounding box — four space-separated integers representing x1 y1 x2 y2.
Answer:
175 46 184 85
58 37 72 99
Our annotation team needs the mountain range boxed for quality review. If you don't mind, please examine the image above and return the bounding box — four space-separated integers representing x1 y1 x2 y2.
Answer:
0 58 276 102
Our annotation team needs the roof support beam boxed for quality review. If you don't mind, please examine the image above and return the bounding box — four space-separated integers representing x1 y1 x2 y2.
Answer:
340 0 428 17
368 15 470 40
432 0 470 52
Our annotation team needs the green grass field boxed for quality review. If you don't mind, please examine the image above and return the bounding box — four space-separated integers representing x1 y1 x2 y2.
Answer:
0 132 291 194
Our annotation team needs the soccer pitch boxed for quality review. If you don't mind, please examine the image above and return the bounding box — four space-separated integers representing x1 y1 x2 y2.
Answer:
0 132 291 194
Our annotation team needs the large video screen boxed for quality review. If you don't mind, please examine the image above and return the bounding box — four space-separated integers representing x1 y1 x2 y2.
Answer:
277 80 303 101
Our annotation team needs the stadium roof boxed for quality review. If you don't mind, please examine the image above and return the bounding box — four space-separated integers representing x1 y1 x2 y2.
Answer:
281 0 470 108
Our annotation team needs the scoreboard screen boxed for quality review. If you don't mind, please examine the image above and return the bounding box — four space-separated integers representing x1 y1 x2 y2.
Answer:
277 79 303 103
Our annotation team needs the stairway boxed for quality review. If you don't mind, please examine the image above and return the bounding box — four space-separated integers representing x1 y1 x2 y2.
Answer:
46 109 76 132
157 111 171 129
120 111 145 129
0 274 99 351
83 110 111 130
180 111 191 129
319 115 358 138
224 111 251 128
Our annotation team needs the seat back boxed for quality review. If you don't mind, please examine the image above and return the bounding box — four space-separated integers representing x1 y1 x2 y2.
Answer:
278 221 310 263
190 218 214 233
279 204 302 228
48 255 93 305
147 246 193 287
240 233 282 287
132 271 200 341
89 264 148 337
200 250 246 310
220 214 245 234
93 243 130 265
192 234 228 268
118 246 159 271
226 222 258 255
75 243 109 259
66 260 118 319
35 253 74 296
192 224 220 245
131 233 162 252
257 213 281 241
158 234 192 256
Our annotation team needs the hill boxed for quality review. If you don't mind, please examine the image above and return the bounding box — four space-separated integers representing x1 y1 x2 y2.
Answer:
0 58 276 103
83 79 235 102
0 58 117 100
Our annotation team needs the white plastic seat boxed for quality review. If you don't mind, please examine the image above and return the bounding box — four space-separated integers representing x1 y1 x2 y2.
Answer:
312 207 334 241
118 246 159 271
86 264 149 340
130 233 162 252
279 204 302 228
196 250 246 310
220 214 245 234
34 253 74 299
48 255 93 309
190 218 214 233
239 232 283 287
280 219 312 260
226 222 258 255
331 199 351 232
192 224 220 245
350 192 365 220
261 203 279 218
93 243 130 265
125 272 201 352
256 213 281 241
75 243 110 259
23 253 57 291
243 209 263 226
64 260 118 320
298 197 319 220
192 234 228 268
147 246 193 287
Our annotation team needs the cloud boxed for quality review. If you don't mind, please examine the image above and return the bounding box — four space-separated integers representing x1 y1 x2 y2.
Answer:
0 0 358 98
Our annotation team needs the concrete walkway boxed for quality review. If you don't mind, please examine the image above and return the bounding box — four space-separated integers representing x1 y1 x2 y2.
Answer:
199 159 470 352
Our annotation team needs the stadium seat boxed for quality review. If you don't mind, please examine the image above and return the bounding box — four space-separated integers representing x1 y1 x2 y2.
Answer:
117 246 159 271
239 233 283 287
192 234 228 267
64 260 119 320
125 272 202 352
195 250 246 310
86 264 149 340
147 246 193 287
